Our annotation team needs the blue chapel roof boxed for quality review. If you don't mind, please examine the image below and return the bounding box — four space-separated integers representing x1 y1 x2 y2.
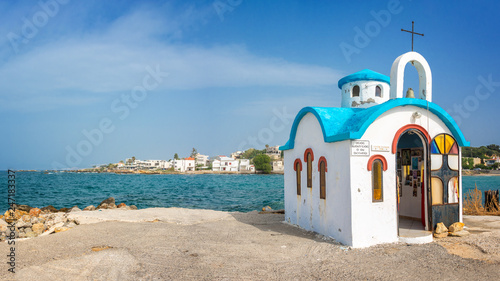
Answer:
337 69 390 89
279 98 470 150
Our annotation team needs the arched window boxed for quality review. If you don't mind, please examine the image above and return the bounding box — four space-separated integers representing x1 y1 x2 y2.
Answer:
318 157 327 199
431 134 459 204
352 85 360 97
304 149 314 188
375 85 382 97
372 160 383 202
294 159 302 195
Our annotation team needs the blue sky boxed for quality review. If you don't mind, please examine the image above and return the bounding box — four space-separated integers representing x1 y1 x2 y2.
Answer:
1 0 499 170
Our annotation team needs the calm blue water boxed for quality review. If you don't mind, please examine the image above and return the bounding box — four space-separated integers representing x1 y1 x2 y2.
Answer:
1 171 499 213
0 171 284 213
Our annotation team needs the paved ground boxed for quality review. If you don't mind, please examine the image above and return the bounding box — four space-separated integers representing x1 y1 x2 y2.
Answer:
1 209 500 280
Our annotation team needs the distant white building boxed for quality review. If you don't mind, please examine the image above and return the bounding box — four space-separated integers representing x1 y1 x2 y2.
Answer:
272 160 284 172
212 156 238 171
174 157 196 172
266 145 282 160
195 153 210 167
211 159 221 171
239 159 251 171
231 151 244 159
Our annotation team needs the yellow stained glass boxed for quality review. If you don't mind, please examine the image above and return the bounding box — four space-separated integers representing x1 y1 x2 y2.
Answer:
372 160 383 202
434 134 445 155
444 135 455 154
431 177 443 205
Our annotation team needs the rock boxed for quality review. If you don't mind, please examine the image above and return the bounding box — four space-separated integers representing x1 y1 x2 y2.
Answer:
32 223 45 235
41 205 58 213
0 225 7 232
449 230 470 237
129 205 138 210
25 231 37 238
97 197 115 209
15 219 32 229
14 204 32 213
83 205 95 211
435 222 448 234
448 222 465 233
59 207 70 212
434 232 448 238
54 227 70 233
21 215 31 222
4 210 23 223
65 222 77 228
29 208 42 217
117 203 127 208
262 206 273 211
70 206 82 212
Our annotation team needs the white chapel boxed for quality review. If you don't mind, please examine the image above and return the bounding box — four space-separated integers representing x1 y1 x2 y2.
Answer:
280 51 469 248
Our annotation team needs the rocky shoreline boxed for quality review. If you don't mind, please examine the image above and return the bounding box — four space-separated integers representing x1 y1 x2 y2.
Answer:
0 197 135 241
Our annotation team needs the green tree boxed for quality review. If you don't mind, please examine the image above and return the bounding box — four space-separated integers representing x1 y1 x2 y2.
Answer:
462 157 474 170
487 144 500 153
131 156 136 163
190 148 198 158
492 163 500 170
174 153 179 160
253 154 272 174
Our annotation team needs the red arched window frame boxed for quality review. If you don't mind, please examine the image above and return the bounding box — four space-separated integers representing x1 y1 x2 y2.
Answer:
304 148 314 188
317 156 328 172
294 158 302 195
318 156 327 199
293 158 302 171
367 155 388 171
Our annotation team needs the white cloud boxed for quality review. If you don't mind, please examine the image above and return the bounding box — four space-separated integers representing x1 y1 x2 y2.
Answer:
0 3 343 111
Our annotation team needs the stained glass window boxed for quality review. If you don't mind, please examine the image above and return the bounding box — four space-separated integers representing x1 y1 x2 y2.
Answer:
431 134 458 155
372 160 383 202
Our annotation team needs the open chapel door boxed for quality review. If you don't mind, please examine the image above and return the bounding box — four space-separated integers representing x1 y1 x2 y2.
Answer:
430 134 460 230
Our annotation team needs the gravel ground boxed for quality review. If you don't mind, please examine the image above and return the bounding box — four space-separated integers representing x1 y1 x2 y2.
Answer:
1 210 499 280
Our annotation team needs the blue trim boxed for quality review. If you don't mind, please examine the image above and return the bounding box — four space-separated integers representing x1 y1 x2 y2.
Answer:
337 69 390 89
279 98 470 151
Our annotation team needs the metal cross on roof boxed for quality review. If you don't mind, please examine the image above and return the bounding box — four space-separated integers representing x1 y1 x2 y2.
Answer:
401 21 424 51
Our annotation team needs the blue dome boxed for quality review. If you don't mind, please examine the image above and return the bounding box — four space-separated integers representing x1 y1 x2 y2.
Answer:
338 69 390 89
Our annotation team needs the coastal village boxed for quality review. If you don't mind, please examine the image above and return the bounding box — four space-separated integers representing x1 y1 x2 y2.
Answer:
86 145 285 174
79 144 500 175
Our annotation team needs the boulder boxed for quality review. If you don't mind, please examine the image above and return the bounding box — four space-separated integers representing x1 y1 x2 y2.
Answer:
41 205 58 213
70 206 82 212
435 222 448 234
21 215 31 222
262 206 273 211
29 208 42 217
15 219 32 229
83 205 95 211
129 205 138 210
4 210 22 223
117 203 127 208
25 231 37 238
449 230 470 237
448 222 465 233
97 197 115 209
32 223 45 235
54 227 70 233
59 207 70 213
434 232 448 238
14 204 32 213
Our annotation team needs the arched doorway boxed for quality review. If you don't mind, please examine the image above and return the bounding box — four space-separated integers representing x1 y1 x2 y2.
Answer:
394 127 432 240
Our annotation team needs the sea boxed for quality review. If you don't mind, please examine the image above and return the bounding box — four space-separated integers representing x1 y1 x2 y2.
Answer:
1 171 499 213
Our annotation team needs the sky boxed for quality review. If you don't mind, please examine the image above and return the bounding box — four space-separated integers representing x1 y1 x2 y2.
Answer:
0 0 499 170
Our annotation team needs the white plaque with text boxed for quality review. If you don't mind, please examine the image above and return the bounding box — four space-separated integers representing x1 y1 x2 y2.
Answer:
351 140 370 156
